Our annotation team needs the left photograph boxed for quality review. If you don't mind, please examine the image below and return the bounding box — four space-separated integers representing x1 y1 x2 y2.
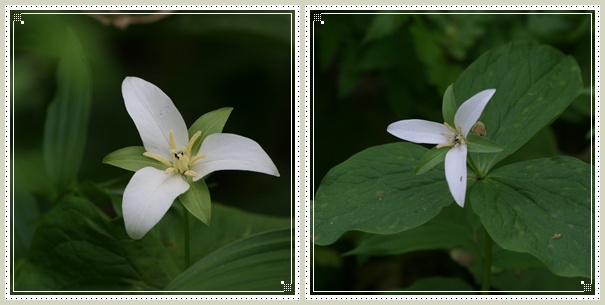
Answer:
8 8 297 296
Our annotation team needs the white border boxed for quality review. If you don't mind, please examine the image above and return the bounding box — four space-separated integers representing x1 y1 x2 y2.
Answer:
5 5 300 300
305 5 600 300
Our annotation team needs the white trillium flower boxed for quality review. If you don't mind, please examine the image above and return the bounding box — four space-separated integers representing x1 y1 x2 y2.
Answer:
387 89 496 207
121 76 280 239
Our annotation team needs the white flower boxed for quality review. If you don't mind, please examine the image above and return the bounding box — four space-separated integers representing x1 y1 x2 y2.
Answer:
121 77 279 239
387 89 496 207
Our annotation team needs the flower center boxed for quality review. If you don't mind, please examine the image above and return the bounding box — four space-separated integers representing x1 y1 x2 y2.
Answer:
143 129 206 178
436 122 465 149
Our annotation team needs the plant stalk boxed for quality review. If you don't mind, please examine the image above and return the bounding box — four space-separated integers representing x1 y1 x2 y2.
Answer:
482 231 493 294
183 207 190 270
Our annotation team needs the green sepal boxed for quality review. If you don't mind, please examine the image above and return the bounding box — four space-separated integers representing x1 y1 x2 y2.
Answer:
102 146 166 172
188 107 233 155
179 179 211 226
441 84 456 127
466 133 504 153
415 146 448 175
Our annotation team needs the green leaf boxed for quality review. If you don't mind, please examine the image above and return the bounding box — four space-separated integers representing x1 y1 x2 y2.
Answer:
14 196 180 291
179 179 211 226
470 156 592 278
43 28 92 192
314 143 454 245
346 218 473 257
452 41 583 174
102 146 166 172
441 84 456 126
465 134 504 153
188 107 233 155
157 203 291 263
164 229 293 292
415 146 448 175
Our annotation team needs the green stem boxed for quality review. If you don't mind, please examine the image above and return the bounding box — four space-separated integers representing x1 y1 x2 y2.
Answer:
467 155 483 178
183 207 190 270
482 231 493 294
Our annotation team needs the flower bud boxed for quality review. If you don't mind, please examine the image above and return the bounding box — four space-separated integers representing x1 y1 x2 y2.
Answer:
472 121 486 136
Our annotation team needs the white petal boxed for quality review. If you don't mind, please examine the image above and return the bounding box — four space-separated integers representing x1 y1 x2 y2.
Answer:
444 145 468 207
122 167 190 239
454 89 496 136
190 133 280 181
122 77 189 160
387 119 451 144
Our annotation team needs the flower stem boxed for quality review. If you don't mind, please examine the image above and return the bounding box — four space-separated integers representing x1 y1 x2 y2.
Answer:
467 156 484 179
481 230 493 294
183 207 191 270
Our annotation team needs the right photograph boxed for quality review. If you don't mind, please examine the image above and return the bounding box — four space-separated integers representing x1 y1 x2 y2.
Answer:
310 8 597 296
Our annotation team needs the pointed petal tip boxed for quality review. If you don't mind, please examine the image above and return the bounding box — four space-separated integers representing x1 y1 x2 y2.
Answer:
126 229 145 240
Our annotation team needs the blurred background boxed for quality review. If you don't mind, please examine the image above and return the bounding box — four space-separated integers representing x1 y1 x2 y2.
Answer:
311 11 594 293
13 11 294 218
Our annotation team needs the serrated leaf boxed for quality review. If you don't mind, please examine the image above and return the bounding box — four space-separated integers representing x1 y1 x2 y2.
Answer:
314 143 454 245
164 229 292 292
188 107 233 155
415 146 448 175
102 146 166 172
14 196 180 291
179 179 211 226
470 156 592 278
452 41 583 174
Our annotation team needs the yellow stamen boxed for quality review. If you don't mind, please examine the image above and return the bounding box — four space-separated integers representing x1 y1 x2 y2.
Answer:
143 152 173 167
184 170 198 177
436 142 454 149
165 167 177 175
186 131 202 156
189 153 207 165
444 122 457 133
169 129 177 150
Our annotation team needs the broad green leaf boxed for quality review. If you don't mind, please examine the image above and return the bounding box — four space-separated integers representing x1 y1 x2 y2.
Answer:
467 248 589 292
452 41 583 174
179 179 211 226
14 196 179 291
465 134 503 153
43 28 92 192
441 84 456 126
102 146 166 172
470 156 592 278
489 268 589 293
498 127 558 167
415 146 448 175
157 202 291 264
188 107 233 155
164 229 293 292
346 219 473 257
314 143 454 245
392 277 476 294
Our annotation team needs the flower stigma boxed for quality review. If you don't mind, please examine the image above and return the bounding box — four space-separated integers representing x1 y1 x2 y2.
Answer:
143 129 207 178
436 122 465 149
